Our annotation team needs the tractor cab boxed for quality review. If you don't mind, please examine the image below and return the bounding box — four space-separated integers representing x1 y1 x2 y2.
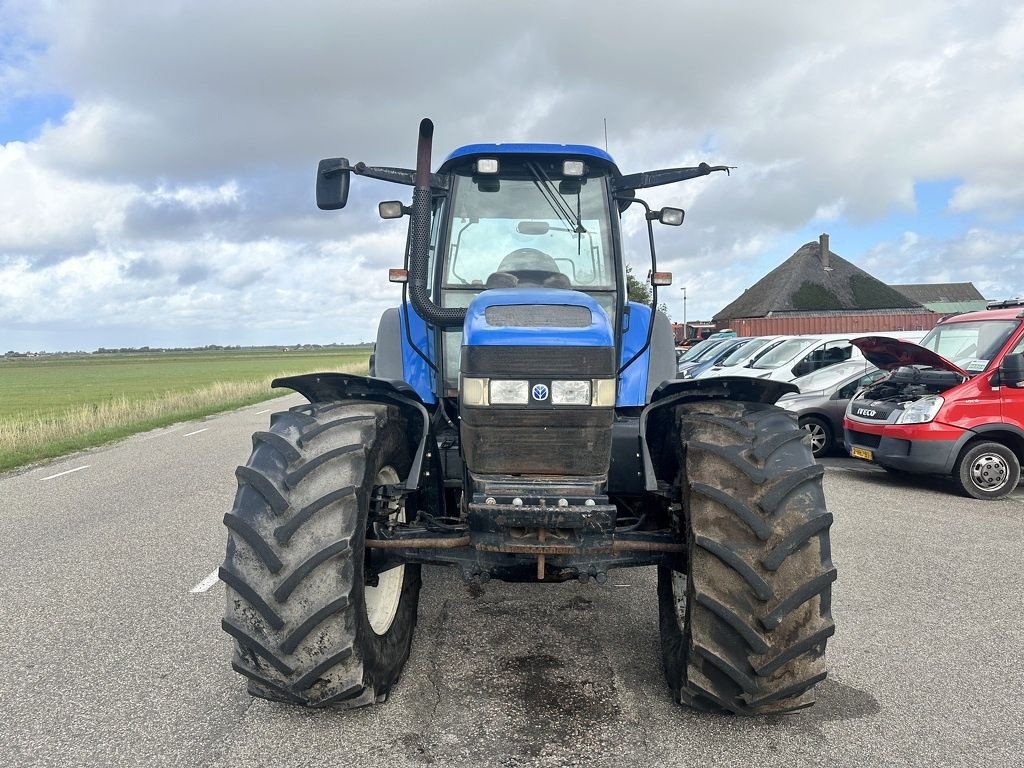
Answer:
432 146 623 394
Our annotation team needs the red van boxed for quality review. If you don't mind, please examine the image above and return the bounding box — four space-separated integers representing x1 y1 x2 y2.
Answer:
843 301 1024 499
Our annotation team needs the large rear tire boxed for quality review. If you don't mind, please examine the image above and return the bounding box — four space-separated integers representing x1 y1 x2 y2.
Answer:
658 400 836 714
221 401 421 707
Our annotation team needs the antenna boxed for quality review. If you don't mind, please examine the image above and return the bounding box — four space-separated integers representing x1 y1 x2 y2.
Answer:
603 118 608 152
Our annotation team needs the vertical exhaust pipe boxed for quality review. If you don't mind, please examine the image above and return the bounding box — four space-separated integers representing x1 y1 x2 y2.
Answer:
408 118 465 328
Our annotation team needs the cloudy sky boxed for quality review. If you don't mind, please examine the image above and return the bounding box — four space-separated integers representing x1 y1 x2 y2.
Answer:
1 0 1022 352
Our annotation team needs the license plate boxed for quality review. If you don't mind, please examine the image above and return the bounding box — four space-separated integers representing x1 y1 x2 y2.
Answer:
850 446 873 461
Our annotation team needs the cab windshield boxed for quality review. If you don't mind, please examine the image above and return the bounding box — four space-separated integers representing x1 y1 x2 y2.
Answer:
919 320 1019 372
443 163 615 291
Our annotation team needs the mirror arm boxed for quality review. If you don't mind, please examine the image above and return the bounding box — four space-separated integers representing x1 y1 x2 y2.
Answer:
351 162 448 191
614 162 735 192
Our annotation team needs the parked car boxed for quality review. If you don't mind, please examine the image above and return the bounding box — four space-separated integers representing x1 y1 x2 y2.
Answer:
776 360 887 457
844 304 1024 499
677 337 754 379
705 333 860 382
706 331 928 383
693 335 787 378
675 338 731 373
704 328 738 341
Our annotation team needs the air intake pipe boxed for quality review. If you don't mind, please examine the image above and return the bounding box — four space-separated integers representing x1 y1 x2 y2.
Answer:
408 119 466 328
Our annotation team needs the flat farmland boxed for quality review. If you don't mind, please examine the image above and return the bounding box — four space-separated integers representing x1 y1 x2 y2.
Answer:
0 346 370 471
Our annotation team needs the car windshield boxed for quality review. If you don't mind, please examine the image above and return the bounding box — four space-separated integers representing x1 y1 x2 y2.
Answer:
691 340 735 362
444 165 615 290
792 361 872 391
751 338 817 369
919 320 1019 372
679 339 721 362
720 337 771 366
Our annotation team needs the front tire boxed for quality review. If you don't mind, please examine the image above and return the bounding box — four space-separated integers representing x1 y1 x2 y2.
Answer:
221 401 421 707
659 400 836 714
954 441 1021 500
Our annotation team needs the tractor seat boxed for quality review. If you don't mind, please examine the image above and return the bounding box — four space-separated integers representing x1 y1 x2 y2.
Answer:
486 248 570 289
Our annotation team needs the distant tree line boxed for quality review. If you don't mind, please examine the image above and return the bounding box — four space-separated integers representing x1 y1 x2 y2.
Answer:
3 343 371 358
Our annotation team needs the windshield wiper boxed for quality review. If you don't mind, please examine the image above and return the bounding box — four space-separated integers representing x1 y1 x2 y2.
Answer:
526 161 586 235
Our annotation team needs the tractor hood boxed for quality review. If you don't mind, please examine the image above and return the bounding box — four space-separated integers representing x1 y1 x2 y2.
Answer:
851 336 968 376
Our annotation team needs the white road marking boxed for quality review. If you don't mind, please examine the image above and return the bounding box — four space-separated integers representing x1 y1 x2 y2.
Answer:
191 569 221 593
613 584 631 588
183 428 208 437
255 408 272 414
40 465 90 481
136 426 184 441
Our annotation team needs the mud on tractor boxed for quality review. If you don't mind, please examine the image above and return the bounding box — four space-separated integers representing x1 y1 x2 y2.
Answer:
221 119 835 714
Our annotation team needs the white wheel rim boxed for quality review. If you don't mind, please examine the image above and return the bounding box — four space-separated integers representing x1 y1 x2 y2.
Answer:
671 571 688 627
366 466 405 635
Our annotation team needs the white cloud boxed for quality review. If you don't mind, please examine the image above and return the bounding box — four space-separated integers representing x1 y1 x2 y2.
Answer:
862 228 1024 300
1 0 1023 349
0 142 135 253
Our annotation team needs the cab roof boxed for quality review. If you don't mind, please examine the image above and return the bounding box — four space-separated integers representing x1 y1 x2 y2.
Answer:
939 305 1024 323
440 143 619 175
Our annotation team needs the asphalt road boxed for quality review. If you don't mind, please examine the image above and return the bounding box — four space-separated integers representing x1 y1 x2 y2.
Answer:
1 399 1022 768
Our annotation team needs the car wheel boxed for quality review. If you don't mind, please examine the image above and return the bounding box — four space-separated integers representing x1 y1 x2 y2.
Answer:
954 441 1021 500
800 416 832 459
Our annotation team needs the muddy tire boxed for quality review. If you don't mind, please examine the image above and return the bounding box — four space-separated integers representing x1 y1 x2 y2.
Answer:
221 401 421 707
953 441 1021 500
658 400 836 714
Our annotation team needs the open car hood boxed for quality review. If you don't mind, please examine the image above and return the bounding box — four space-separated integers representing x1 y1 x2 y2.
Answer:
851 336 969 376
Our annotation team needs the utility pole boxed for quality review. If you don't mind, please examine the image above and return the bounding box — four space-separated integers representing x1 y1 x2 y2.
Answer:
682 286 687 342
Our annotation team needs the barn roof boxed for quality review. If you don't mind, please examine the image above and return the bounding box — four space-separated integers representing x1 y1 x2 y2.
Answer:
714 239 923 322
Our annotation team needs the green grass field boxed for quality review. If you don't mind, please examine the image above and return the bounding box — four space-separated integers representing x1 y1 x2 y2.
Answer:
0 346 371 471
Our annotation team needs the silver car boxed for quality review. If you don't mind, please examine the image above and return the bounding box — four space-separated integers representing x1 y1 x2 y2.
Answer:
775 360 887 457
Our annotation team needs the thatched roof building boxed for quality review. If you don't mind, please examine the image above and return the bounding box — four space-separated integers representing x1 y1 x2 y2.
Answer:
714 234 938 335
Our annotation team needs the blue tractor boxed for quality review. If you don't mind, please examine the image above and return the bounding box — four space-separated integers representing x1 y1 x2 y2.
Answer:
221 120 835 714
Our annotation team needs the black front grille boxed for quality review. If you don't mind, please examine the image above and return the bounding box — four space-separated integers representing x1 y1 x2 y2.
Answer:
461 408 613 475
848 429 881 449
462 345 615 377
484 305 592 328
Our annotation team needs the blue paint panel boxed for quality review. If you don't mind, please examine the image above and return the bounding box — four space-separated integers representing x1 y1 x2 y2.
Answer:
399 303 437 404
441 143 619 172
618 302 652 406
463 288 614 348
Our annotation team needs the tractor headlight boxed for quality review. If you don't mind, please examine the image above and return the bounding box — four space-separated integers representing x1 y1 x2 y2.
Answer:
462 377 489 406
895 395 944 424
489 379 529 405
551 380 590 405
562 160 586 177
475 158 499 174
463 377 615 407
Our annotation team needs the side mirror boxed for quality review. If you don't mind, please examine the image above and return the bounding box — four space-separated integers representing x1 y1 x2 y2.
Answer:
316 158 351 210
659 207 685 226
998 352 1024 388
